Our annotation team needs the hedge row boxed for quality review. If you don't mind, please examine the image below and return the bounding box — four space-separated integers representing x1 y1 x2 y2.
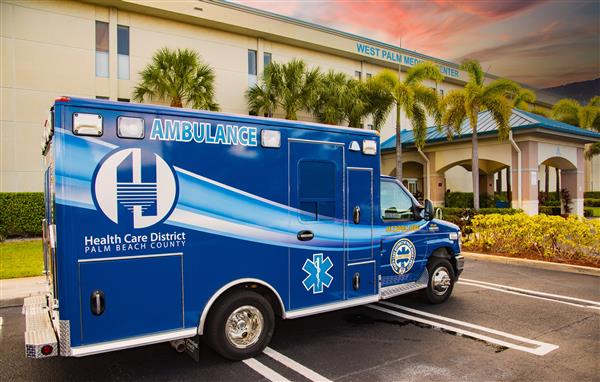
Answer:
464 213 600 262
0 193 44 240
584 192 600 199
584 199 600 207
445 192 507 209
539 206 562 216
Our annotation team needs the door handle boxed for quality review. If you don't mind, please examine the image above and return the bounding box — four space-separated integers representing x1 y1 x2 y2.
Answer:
297 230 314 241
353 206 360 224
90 290 105 316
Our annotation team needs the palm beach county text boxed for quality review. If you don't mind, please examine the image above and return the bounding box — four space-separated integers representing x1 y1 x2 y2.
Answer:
84 231 186 253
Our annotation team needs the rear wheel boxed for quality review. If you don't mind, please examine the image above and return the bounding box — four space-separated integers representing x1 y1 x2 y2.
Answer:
424 258 455 304
205 290 274 360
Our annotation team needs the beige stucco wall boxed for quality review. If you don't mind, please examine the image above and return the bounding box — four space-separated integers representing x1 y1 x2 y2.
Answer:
0 0 597 193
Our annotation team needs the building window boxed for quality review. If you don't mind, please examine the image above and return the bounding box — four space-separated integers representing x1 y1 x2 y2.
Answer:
354 71 362 80
367 124 373 130
96 96 109 100
264 52 272 68
117 25 130 80
118 98 130 102
95 21 109 77
366 73 372 79
248 49 257 87
298 160 336 221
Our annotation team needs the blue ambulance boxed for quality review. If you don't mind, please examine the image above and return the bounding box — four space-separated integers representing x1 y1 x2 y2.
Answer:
25 97 463 360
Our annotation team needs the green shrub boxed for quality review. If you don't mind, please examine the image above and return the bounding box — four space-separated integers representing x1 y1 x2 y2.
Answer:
584 192 600 199
439 207 521 234
584 199 600 207
445 192 499 208
584 208 593 218
539 206 562 216
0 193 44 240
464 213 600 262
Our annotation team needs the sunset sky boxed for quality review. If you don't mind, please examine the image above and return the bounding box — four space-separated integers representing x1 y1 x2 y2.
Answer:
234 0 599 88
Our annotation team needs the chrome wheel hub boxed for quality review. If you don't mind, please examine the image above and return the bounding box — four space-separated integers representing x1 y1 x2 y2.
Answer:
225 305 264 349
431 267 452 296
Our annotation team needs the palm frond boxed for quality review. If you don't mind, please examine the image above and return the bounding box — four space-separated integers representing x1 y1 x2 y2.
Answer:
512 88 536 110
585 142 600 159
461 59 484 86
552 98 581 126
588 96 600 108
405 61 443 86
483 96 512 140
482 79 520 102
410 104 428 150
441 89 467 139
413 84 442 128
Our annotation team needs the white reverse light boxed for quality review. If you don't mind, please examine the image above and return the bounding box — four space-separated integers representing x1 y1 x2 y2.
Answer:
362 139 377 155
73 113 103 136
118 116 145 139
261 129 281 148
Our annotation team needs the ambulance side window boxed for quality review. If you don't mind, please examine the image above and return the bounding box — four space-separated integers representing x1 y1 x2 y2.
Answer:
381 180 414 220
298 160 335 221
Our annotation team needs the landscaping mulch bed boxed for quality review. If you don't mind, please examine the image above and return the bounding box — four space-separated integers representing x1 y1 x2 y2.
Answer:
463 246 600 268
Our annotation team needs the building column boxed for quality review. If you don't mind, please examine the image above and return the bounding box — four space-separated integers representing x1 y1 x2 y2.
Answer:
561 148 585 216
512 141 539 215
430 172 446 207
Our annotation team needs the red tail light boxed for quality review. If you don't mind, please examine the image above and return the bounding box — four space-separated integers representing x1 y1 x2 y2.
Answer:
55 96 71 103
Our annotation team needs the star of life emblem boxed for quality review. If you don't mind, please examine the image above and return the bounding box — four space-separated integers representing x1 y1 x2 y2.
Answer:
302 253 334 294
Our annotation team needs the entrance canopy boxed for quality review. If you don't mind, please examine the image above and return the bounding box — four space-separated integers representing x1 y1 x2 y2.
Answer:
380 108 600 216
381 108 600 151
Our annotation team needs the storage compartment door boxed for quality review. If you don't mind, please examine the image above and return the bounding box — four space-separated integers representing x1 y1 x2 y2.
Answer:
79 253 183 344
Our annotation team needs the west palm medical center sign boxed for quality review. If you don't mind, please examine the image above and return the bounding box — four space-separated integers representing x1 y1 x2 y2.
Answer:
356 43 460 78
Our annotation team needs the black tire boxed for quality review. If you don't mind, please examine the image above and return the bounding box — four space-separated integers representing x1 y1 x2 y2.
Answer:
424 257 455 304
205 290 275 360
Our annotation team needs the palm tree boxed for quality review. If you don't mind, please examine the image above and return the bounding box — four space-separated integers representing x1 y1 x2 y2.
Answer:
552 96 600 130
312 70 348 125
133 47 219 110
246 62 281 117
362 76 395 131
552 96 600 159
374 62 443 181
246 59 321 120
442 59 520 210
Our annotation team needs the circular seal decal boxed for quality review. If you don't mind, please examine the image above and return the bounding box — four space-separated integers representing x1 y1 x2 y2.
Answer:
93 148 177 229
390 238 416 275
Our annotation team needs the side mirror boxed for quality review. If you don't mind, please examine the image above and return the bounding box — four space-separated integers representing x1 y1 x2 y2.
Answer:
424 199 435 221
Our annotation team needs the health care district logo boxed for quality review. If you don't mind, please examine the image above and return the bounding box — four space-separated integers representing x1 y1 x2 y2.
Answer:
93 148 177 229
390 238 416 275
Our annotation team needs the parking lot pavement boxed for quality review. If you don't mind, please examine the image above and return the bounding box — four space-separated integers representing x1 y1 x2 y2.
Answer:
1 259 598 381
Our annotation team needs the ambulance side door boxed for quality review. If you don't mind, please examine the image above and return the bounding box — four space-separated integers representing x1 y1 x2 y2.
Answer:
379 179 429 287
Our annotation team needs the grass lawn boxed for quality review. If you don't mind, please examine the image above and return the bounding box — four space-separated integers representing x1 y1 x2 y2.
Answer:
0 239 43 279
591 207 600 217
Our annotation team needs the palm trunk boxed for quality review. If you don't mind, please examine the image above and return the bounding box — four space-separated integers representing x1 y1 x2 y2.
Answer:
471 118 480 210
395 104 402 182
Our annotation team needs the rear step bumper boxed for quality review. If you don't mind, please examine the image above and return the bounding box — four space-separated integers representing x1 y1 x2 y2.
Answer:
23 295 58 358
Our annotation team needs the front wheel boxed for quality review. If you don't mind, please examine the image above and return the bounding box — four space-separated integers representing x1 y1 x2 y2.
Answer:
205 290 275 360
424 258 455 304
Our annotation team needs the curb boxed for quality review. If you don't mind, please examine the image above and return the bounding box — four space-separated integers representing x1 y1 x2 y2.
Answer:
462 251 600 277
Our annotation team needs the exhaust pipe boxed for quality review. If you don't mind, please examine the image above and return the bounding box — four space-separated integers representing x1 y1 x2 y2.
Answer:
170 339 186 353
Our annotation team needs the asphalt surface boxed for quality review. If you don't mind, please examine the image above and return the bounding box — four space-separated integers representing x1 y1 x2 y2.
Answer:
1 258 599 381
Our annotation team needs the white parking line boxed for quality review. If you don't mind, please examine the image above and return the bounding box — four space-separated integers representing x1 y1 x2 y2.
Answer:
243 358 292 382
264 347 332 382
460 278 600 310
369 302 559 356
